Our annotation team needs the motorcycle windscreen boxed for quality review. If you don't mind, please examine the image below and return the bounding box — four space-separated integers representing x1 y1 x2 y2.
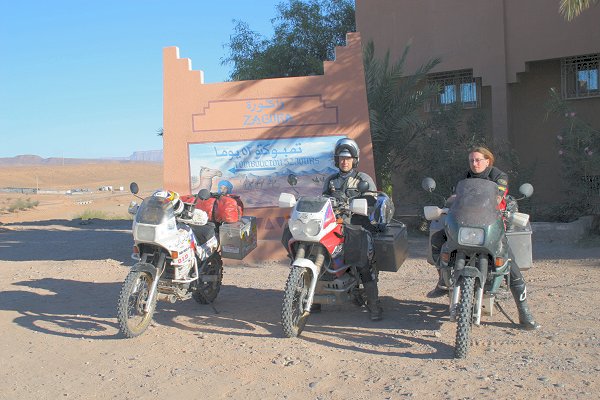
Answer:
450 178 501 227
295 197 329 213
135 196 175 225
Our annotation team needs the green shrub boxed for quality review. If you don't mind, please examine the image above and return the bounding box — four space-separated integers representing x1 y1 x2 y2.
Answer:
546 87 600 219
7 198 39 213
74 210 111 220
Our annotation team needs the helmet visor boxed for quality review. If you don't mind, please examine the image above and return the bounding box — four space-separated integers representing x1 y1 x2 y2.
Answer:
336 149 353 158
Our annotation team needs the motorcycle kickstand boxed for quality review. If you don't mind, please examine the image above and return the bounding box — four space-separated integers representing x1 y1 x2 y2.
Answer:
494 301 518 327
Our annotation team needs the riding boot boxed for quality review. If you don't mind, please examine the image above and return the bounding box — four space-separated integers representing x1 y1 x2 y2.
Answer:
364 280 383 321
510 283 540 330
427 270 449 298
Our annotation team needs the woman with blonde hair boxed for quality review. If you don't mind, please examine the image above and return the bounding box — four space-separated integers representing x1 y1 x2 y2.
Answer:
428 146 539 330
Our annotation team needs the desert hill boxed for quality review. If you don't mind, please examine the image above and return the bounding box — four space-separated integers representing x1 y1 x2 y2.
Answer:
0 162 163 223
0 162 163 191
0 150 163 166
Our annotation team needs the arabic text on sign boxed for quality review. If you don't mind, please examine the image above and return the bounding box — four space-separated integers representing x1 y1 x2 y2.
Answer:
246 99 285 112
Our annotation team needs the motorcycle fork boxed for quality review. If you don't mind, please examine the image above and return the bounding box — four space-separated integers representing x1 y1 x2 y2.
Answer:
294 244 325 313
473 255 488 326
145 252 166 312
449 253 465 321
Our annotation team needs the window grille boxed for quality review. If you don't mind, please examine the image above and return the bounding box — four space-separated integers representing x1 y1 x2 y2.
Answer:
561 54 600 99
426 69 480 111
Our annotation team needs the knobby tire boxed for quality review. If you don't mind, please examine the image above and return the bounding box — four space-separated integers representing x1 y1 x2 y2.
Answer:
281 267 311 338
193 254 224 304
117 271 157 338
454 276 475 358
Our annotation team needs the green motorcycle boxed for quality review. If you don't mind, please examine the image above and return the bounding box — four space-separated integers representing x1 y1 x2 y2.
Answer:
422 177 533 358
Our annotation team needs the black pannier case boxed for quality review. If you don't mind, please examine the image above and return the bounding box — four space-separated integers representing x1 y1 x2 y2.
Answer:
373 223 408 272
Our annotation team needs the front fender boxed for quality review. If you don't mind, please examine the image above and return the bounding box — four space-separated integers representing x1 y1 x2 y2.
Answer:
455 265 483 283
292 257 319 280
291 257 320 311
130 262 158 279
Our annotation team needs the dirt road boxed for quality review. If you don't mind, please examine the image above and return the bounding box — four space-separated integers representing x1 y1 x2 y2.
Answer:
1 217 599 399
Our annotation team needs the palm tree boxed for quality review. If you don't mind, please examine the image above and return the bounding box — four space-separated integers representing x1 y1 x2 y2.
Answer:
363 40 440 193
560 0 599 20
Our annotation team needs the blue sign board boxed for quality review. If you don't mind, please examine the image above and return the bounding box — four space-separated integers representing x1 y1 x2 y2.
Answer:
188 136 344 208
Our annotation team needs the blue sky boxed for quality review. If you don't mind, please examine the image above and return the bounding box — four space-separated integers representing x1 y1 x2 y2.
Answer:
0 0 281 159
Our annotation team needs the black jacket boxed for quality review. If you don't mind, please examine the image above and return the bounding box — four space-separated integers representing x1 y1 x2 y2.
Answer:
466 166 508 191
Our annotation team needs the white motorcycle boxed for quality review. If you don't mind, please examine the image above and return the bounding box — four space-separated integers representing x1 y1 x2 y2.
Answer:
116 183 223 338
279 179 407 337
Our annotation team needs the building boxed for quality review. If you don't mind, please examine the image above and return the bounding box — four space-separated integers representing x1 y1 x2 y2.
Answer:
356 0 600 207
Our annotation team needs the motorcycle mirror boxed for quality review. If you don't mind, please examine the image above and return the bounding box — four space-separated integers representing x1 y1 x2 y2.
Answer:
287 174 298 187
357 180 370 193
518 183 534 198
129 182 139 195
198 188 210 200
278 192 297 208
421 177 436 192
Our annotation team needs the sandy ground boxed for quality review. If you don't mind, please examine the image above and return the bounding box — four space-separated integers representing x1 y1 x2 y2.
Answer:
1 163 600 399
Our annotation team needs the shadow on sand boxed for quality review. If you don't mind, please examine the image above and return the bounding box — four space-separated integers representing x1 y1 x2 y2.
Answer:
0 219 133 263
1 276 454 358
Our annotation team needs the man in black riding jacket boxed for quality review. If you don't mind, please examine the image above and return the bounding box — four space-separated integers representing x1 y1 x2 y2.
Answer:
320 138 383 321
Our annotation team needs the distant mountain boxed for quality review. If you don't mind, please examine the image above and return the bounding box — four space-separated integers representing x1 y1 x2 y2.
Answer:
0 150 163 165
125 150 163 162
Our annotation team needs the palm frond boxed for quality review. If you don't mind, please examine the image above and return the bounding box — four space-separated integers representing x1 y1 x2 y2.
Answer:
559 0 599 20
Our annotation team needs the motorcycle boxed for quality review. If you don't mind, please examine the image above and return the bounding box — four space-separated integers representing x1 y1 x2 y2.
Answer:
116 183 223 338
422 177 533 358
279 177 406 338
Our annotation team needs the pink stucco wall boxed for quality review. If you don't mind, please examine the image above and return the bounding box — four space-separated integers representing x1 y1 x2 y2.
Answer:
162 32 373 246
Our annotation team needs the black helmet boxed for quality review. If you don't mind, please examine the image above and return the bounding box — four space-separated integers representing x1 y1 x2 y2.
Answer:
334 138 359 168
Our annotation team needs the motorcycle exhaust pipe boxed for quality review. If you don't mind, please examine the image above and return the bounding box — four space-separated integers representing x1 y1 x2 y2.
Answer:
157 293 176 303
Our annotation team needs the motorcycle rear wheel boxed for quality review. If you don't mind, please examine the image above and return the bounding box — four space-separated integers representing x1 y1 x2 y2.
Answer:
281 267 311 338
192 253 224 304
117 271 157 338
454 276 475 358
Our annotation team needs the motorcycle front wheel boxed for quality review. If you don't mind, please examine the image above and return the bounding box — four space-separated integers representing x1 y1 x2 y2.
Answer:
117 271 157 338
454 276 475 358
281 267 311 338
192 253 224 304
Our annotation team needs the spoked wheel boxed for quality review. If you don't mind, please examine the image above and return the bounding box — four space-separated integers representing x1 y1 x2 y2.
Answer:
192 254 224 304
117 271 157 338
281 267 312 338
454 276 475 358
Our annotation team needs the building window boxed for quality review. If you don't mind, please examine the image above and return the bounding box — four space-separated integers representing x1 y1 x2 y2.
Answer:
561 54 600 99
426 69 480 111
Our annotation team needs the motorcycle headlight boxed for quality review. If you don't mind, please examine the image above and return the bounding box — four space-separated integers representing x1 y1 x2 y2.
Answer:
458 227 485 246
289 219 322 237
304 219 321 236
290 219 304 235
